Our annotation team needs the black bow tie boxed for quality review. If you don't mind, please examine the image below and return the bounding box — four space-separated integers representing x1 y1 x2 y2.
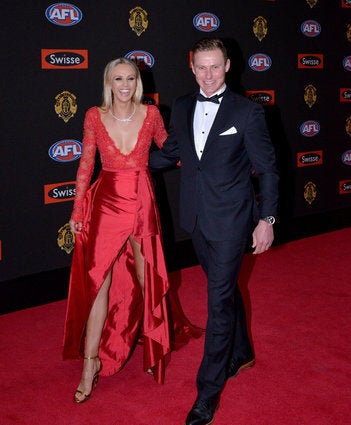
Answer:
197 92 224 104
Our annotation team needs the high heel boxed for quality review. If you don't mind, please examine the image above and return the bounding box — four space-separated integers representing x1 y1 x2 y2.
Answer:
74 355 102 404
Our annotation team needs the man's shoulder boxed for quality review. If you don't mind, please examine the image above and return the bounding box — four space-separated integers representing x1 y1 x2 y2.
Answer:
174 92 196 104
225 89 263 110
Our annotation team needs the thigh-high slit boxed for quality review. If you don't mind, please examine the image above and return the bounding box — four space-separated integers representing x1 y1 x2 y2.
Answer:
63 168 171 383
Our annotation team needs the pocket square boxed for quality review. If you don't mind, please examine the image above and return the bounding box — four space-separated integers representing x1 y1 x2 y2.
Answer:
219 126 237 136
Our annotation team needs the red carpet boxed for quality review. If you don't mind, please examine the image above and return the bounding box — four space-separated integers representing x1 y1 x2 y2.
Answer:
1 228 350 425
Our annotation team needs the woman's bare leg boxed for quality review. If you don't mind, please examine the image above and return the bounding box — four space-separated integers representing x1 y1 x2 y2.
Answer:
75 270 112 402
128 235 154 375
129 235 145 295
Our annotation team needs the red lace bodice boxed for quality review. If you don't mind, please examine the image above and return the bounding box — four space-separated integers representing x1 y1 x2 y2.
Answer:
71 105 167 222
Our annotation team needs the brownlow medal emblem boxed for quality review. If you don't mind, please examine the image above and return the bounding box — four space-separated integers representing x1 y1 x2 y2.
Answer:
304 84 317 108
306 0 318 7
346 116 351 137
304 181 317 205
347 23 351 42
129 6 148 36
253 16 268 42
55 91 77 123
57 223 75 254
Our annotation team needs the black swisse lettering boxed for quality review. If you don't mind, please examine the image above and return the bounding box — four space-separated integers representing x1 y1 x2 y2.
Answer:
49 185 76 199
301 56 320 66
47 53 84 66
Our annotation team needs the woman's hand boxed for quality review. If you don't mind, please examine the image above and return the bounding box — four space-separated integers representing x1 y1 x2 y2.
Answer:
69 219 83 234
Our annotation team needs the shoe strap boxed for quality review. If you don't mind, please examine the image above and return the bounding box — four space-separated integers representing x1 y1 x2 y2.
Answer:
84 355 99 360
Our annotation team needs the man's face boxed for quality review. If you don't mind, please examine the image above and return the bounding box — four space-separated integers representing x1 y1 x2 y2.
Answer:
191 48 230 97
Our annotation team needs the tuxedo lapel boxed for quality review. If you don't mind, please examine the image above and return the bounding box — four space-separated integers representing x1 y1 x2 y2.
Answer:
201 92 234 159
186 94 199 158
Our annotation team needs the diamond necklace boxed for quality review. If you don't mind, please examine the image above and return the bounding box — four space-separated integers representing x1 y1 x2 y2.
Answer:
109 104 136 122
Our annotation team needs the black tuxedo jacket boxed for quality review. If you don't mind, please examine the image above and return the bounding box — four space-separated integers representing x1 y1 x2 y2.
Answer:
150 89 279 241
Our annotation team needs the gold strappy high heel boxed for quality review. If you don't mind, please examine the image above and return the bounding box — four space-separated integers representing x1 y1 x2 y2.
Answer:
74 355 101 404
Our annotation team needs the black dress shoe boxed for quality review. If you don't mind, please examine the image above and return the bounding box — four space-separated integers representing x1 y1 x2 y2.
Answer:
227 356 255 379
185 396 219 425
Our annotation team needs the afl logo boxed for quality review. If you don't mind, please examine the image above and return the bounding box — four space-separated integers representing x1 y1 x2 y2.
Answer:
248 54 272 72
341 150 351 166
301 20 321 37
343 56 351 71
45 3 82 26
48 140 82 162
193 12 220 32
300 120 320 137
125 50 154 68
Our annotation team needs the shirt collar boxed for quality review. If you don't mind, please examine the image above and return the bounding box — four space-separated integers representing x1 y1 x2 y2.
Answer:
199 84 227 99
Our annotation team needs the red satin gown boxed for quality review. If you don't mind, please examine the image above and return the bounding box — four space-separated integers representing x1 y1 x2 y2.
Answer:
63 105 201 384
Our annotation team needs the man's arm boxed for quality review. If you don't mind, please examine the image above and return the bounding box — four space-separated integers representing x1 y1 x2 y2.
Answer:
244 104 279 254
149 119 181 171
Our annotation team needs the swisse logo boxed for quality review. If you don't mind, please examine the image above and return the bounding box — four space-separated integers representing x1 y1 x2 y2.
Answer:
248 54 272 72
45 3 82 26
41 49 88 69
300 120 320 137
341 150 351 165
44 181 76 204
339 180 351 194
193 12 220 32
48 140 82 162
297 150 323 167
342 0 351 8
298 54 324 69
125 50 154 68
246 90 275 106
340 88 351 102
343 56 351 72
301 20 321 37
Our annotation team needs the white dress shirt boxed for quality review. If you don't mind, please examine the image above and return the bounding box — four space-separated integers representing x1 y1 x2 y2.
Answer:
193 85 226 159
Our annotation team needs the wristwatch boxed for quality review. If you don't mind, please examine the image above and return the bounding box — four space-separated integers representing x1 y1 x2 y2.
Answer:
261 216 276 225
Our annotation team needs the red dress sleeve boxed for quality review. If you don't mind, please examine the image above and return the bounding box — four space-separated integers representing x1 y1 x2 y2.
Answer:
71 108 97 222
152 106 168 148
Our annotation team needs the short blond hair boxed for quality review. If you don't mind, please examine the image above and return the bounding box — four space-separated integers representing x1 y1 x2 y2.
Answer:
192 37 228 63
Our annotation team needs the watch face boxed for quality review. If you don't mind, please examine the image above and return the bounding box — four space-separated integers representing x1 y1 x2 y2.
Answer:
264 216 275 225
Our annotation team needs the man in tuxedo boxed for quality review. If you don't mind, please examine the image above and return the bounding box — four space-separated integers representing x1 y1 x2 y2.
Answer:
149 37 279 425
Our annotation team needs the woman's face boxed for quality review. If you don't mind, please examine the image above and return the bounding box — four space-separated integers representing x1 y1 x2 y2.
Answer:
110 63 137 103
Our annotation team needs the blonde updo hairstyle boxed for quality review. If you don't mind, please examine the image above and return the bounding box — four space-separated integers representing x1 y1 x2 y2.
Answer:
101 57 143 110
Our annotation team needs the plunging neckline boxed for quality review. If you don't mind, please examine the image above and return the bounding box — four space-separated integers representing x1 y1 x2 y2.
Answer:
96 106 149 157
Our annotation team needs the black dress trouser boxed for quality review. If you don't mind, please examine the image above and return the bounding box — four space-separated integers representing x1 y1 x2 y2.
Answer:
191 225 254 400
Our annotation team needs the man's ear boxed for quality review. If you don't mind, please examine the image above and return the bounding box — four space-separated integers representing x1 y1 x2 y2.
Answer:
225 58 231 73
191 62 196 75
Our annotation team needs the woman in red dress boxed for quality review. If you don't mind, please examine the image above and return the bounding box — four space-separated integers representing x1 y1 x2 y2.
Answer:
63 58 201 403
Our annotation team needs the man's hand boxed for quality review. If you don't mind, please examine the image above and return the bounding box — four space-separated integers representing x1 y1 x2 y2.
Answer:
252 220 274 255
